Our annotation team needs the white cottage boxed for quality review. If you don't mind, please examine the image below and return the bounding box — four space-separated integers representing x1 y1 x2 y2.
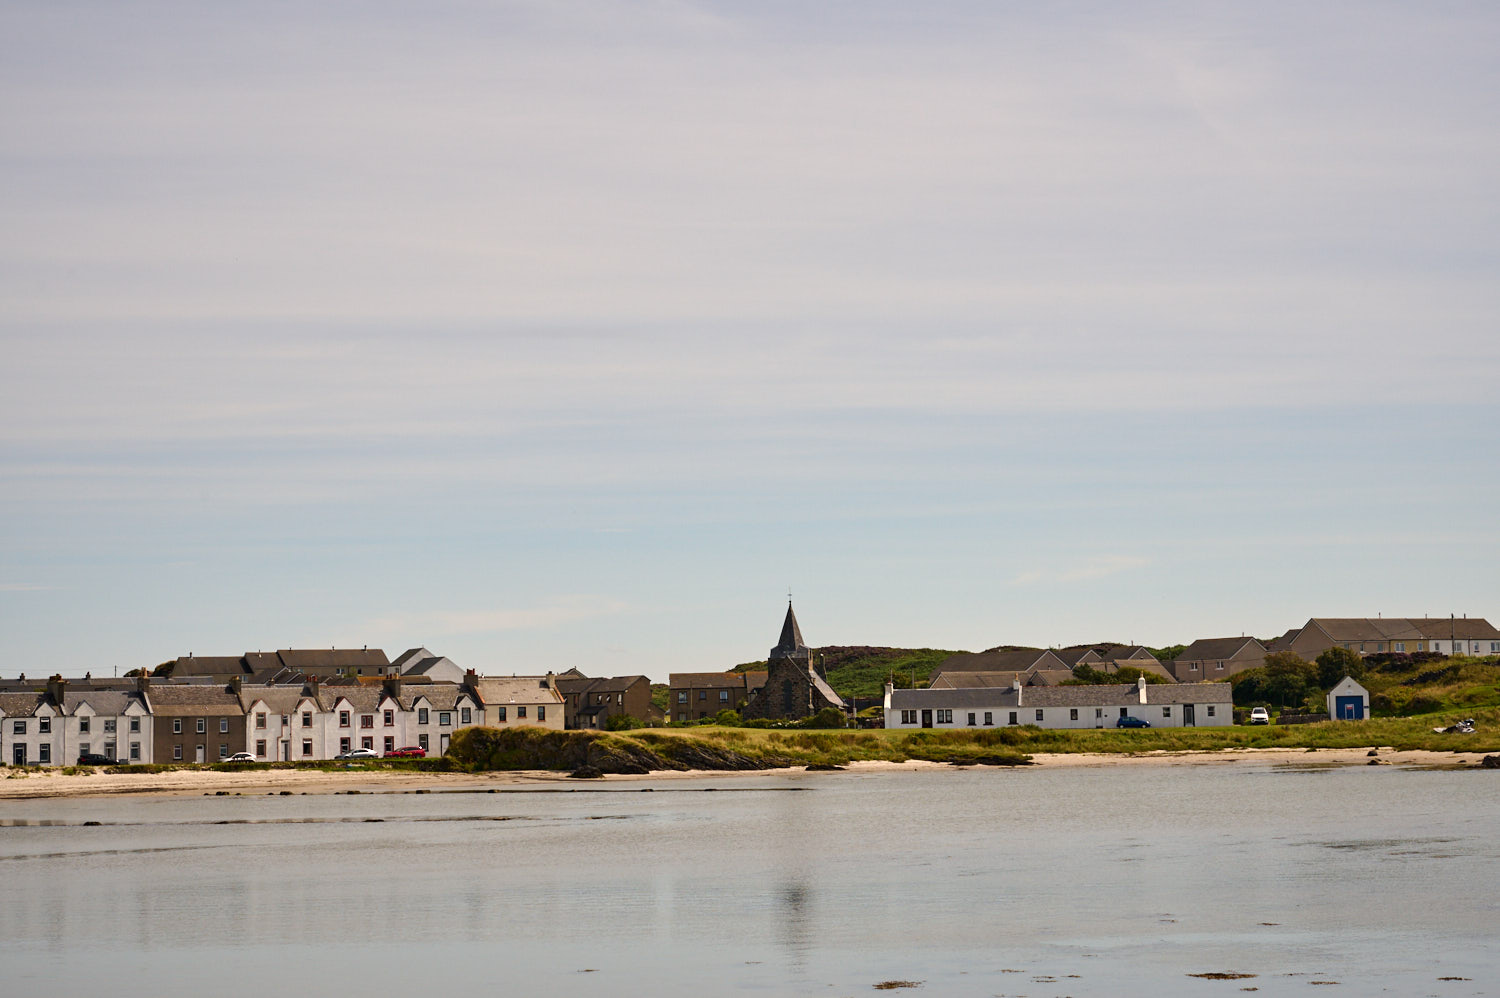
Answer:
884 677 1234 730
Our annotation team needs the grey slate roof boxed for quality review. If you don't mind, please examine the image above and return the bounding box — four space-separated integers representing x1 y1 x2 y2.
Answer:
61 690 141 716
0 692 43 717
471 677 563 707
146 685 244 715
937 648 1068 673
1405 617 1500 640
670 672 752 689
1177 637 1265 662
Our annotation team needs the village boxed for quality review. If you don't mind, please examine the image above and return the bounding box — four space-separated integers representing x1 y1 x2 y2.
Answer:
1 605 1495 769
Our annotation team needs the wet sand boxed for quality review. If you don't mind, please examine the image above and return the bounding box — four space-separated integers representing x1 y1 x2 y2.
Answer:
0 747 1488 800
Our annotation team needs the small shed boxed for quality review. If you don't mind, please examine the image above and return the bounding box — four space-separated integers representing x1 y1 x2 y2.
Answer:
1326 676 1370 721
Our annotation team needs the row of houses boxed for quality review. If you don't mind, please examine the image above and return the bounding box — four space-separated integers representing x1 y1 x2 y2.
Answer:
885 676 1234 729
0 672 567 768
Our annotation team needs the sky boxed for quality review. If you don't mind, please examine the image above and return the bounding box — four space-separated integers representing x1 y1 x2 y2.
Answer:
2 1 1497 681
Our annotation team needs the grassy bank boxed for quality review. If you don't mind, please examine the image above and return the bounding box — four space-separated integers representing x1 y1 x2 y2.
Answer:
447 708 1498 774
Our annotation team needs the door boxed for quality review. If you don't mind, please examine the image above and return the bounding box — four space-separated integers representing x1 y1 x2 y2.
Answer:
12 744 24 766
281 740 290 761
440 733 450 755
1183 704 1196 727
920 709 933 729
1335 696 1364 720
195 745 205 763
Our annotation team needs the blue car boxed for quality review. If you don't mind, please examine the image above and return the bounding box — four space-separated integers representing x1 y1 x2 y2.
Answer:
1115 715 1151 728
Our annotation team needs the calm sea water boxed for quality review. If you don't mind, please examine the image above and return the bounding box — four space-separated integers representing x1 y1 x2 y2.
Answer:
1 762 1496 997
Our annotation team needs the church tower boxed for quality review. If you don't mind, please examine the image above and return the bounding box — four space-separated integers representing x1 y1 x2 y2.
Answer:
741 601 846 721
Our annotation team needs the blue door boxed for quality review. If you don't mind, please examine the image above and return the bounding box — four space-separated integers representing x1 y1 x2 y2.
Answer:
1335 696 1364 720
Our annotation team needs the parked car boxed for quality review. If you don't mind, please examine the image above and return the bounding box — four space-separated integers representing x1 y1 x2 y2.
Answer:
225 752 256 763
1248 707 1271 726
336 747 378 760
1115 715 1151 728
385 746 426 758
76 752 119 766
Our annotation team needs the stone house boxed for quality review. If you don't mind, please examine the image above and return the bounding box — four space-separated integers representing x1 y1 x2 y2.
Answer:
555 673 662 729
471 675 565 735
741 603 845 721
668 671 767 722
148 682 249 764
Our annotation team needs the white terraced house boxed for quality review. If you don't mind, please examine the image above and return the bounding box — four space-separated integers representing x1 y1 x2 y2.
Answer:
884 676 1234 730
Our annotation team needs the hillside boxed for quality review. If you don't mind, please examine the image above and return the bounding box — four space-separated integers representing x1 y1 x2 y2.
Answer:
731 646 959 699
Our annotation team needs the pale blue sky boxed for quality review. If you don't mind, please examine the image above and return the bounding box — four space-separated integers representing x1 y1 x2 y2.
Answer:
2 1 1497 680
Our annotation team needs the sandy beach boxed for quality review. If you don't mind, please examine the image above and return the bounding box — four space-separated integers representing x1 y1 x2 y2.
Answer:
0 747 1488 801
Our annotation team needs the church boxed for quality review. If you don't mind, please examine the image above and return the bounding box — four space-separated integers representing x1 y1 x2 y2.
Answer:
741 602 847 721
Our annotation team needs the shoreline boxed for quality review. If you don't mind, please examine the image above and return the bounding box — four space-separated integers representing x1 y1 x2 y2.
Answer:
0 746 1489 801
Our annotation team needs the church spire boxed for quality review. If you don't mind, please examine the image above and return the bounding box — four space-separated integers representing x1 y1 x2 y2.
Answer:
771 600 807 659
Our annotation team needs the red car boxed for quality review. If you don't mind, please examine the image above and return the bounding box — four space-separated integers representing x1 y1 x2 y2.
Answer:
385 746 426 758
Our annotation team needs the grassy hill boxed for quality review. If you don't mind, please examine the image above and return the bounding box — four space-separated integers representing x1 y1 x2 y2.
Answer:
731 646 959 699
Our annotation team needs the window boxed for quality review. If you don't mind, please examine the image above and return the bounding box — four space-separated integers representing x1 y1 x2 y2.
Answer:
1162 707 1172 718
617 693 623 704
104 719 116 733
302 739 312 756
495 706 506 722
1095 708 1103 718
384 710 394 726
39 716 51 734
537 706 546 722
1190 663 1199 671
196 718 206 734
515 707 525 719
1215 662 1224 671
79 716 91 733
130 742 141 761
1206 705 1216 717
173 745 183 761
1394 642 1405 652
80 743 91 755
281 715 289 728
39 744 51 764
1035 709 1044 722
173 718 182 734
677 691 687 704
1120 707 1128 717
698 690 707 701
384 737 395 753
461 707 471 724
983 711 993 726
967 712 976 726
256 714 267 729
360 715 374 729
418 734 429 751
255 739 267 756
130 717 140 733
361 737 373 750
339 711 351 727
1069 708 1078 720
677 713 687 722
103 742 115 758
418 708 429 724
340 737 350 753
303 711 313 727
220 718 229 733
218 744 228 759
719 690 729 702
936 709 953 723
900 710 917 724
1008 712 1018 725
11 721 24 735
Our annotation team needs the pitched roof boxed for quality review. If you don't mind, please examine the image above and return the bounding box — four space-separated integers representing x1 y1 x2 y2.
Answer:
809 669 846 708
0 692 43 717
770 602 808 658
275 648 390 671
240 685 312 713
390 648 434 671
61 690 139 716
472 677 564 706
928 670 1029 689
670 672 750 689
1304 618 1422 642
556 675 648 696
1405 617 1500 640
171 656 248 677
1176 637 1265 662
400 683 476 711
146 685 244 715
937 648 1064 673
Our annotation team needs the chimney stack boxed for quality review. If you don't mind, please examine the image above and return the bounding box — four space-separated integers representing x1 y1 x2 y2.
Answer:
1137 674 1148 704
136 673 150 694
47 675 67 705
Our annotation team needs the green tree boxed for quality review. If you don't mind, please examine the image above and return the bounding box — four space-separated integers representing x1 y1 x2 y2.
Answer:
1261 652 1317 708
1316 646 1365 689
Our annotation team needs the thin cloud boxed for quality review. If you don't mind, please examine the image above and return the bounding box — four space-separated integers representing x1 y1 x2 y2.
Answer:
369 596 629 637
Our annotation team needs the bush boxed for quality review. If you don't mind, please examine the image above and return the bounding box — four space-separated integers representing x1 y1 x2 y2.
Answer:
792 707 847 729
604 713 645 731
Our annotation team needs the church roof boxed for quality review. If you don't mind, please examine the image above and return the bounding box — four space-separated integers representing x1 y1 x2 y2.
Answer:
770 602 808 659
